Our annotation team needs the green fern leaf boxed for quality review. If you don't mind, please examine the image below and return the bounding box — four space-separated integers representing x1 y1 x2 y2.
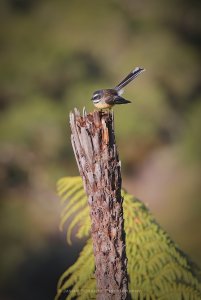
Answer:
55 238 95 300
66 206 90 245
56 176 201 300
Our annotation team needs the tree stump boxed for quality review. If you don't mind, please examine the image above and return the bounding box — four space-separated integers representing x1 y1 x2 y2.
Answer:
70 108 129 300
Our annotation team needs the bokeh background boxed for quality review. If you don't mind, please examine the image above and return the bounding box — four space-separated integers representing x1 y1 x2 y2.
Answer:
0 0 201 299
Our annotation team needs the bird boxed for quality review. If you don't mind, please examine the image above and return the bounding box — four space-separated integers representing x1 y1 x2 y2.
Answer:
91 67 145 109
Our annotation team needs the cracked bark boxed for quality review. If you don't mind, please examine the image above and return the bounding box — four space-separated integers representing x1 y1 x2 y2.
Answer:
70 108 130 300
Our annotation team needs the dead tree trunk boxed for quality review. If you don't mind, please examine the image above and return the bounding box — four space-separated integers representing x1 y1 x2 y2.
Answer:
70 108 130 300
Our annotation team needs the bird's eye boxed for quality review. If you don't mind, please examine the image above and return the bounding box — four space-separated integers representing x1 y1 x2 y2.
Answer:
92 93 101 100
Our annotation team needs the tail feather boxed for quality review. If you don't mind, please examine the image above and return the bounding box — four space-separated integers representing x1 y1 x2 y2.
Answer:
114 96 131 104
115 67 145 91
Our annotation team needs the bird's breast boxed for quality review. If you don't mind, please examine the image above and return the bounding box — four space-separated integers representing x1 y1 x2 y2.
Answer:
94 102 113 109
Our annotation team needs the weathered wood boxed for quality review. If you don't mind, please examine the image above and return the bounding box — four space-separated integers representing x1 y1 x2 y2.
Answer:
70 109 129 300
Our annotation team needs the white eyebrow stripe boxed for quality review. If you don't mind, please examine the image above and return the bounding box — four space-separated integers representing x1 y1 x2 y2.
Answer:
93 93 99 98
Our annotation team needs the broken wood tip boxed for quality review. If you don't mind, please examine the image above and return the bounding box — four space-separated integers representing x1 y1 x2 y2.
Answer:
69 108 113 126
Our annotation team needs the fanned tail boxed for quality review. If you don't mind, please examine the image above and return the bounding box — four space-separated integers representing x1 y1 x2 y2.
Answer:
115 67 145 91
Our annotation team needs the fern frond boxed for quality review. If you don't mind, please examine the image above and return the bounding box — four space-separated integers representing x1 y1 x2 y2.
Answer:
76 277 96 300
59 195 88 231
56 176 201 300
60 190 87 217
57 177 84 205
76 214 91 239
125 197 201 299
66 206 90 244
57 176 90 243
55 238 95 300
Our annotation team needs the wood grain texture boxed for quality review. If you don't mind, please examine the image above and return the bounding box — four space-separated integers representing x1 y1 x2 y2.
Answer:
70 109 129 300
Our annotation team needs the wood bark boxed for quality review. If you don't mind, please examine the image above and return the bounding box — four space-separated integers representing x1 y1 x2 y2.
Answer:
70 108 129 300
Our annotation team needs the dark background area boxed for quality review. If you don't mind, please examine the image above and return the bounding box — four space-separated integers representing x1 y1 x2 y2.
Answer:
0 0 201 299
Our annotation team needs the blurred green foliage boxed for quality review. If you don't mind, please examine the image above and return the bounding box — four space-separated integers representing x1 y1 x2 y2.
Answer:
0 0 200 299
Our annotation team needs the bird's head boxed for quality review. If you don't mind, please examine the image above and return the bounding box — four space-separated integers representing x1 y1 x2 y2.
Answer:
91 90 103 102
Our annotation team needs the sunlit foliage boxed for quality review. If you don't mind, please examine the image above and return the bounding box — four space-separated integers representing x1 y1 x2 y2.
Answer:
56 176 201 300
